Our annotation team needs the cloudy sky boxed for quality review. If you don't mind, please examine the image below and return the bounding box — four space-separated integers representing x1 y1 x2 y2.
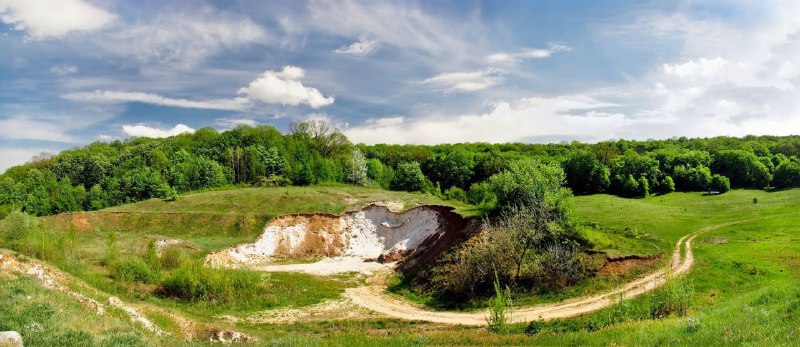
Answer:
1 0 799 170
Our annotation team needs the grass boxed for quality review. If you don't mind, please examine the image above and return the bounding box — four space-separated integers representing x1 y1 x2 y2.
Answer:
3 187 800 345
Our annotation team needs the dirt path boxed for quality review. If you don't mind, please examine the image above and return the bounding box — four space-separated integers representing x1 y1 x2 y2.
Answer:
345 222 745 326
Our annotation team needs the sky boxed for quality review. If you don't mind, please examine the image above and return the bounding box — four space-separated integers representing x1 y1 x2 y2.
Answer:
1 0 800 171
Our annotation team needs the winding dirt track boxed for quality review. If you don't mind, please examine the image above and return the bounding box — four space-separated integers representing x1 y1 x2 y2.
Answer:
346 222 745 326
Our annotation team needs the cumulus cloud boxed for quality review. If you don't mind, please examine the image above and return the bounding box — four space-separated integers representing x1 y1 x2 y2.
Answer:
487 44 571 64
50 65 78 76
238 66 335 108
334 36 379 56
0 0 115 39
421 69 501 92
64 66 334 110
663 57 728 78
122 124 195 138
62 90 247 111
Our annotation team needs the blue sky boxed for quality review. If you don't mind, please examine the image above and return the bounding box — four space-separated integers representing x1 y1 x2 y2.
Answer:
1 0 799 170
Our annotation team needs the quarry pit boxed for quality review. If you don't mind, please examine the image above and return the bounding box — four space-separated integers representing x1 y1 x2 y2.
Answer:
206 204 480 275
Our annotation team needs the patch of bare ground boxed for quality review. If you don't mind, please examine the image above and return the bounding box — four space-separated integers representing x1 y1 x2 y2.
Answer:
703 236 728 244
599 254 663 276
243 298 379 324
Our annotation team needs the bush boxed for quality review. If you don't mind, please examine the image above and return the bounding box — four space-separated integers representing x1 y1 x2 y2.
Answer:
467 182 497 211
525 320 544 336
110 256 157 283
160 261 262 303
487 272 511 334
710 174 731 193
160 246 189 270
256 175 291 187
443 186 467 202
648 277 693 318
392 162 427 192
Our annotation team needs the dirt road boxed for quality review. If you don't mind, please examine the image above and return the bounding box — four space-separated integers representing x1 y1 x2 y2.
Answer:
346 222 742 326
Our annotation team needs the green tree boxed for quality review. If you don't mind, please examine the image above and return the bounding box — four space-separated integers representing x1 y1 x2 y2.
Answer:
86 185 108 211
392 162 427 192
772 160 800 188
710 174 731 193
345 148 368 186
563 151 610 195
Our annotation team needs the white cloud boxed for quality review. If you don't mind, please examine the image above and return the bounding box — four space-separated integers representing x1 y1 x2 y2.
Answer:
122 124 195 138
0 0 115 39
238 66 334 108
62 90 247 111
334 36 379 56
50 65 78 76
214 118 257 129
0 148 55 172
303 0 481 63
0 117 78 142
487 44 571 64
345 96 629 144
106 8 268 69
421 69 501 92
64 66 334 110
663 57 728 78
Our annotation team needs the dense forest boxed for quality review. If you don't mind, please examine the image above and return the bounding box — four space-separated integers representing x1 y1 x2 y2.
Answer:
2 120 800 218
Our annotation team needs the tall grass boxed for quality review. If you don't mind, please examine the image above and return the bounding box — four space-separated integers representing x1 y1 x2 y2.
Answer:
487 271 512 333
159 261 263 304
1 211 84 273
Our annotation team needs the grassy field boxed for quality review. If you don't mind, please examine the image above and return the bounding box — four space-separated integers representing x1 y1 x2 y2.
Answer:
3 187 799 345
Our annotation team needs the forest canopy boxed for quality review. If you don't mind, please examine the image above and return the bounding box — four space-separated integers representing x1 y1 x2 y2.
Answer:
2 120 799 217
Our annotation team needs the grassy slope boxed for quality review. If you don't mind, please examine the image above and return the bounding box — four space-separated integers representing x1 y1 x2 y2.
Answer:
42 185 474 253
11 187 800 345
25 186 470 327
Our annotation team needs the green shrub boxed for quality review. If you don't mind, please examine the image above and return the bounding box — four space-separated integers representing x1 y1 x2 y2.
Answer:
110 256 157 283
648 277 693 318
443 186 467 202
524 320 544 336
160 261 262 303
486 272 511 334
160 246 189 270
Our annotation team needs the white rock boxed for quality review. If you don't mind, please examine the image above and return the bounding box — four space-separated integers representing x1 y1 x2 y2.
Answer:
0 331 23 347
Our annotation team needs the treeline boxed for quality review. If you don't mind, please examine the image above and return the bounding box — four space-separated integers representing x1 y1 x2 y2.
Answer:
2 120 800 217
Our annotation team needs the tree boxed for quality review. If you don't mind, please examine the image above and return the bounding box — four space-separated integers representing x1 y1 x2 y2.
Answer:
673 165 712 191
487 158 573 217
345 148 368 186
289 120 350 157
621 174 640 198
86 185 108 211
563 151 610 195
772 160 800 188
710 174 731 193
637 176 650 198
392 162 427 192
661 176 676 194
712 150 771 188
425 149 475 189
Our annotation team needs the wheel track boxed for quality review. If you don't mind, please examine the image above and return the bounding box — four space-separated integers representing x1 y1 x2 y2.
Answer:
345 221 749 326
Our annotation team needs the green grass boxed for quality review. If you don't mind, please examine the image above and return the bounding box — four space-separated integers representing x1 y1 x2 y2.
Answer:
4 187 800 345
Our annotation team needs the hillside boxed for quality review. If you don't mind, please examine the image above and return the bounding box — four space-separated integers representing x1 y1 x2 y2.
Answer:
2 188 799 345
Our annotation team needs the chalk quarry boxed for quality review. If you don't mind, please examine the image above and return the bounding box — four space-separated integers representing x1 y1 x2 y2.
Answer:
206 204 479 275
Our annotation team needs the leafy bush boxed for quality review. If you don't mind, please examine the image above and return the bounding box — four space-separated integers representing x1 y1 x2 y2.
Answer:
110 256 157 284
256 174 292 187
486 272 511 334
160 261 262 303
392 161 427 192
160 246 189 270
443 186 467 202
710 174 731 193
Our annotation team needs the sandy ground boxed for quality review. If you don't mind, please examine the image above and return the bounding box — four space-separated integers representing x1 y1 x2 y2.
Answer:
254 256 394 275
343 221 750 326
